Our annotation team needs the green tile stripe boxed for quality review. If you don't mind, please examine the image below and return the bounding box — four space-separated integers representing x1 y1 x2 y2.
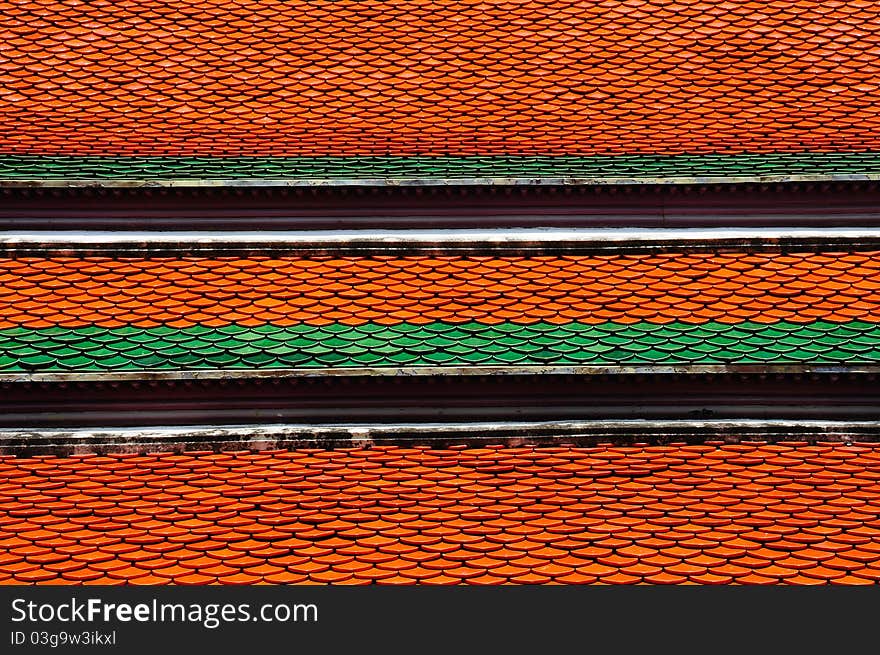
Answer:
0 320 878 371
2 153 880 180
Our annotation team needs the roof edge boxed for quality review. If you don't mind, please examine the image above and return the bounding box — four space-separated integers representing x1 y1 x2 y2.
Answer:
3 363 878 384
1 419 876 455
3 227 880 255
2 173 880 189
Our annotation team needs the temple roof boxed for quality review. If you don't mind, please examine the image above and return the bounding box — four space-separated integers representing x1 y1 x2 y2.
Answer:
4 2 880 591
3 441 879 585
1 246 879 375
2 0 880 184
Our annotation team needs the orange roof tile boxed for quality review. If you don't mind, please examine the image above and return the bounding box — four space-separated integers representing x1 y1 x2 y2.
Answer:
1 0 880 161
3 442 880 585
0 252 877 329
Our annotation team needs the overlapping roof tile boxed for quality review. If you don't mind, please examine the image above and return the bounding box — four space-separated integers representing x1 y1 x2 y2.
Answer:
3 442 880 585
1 251 879 372
2 1 880 180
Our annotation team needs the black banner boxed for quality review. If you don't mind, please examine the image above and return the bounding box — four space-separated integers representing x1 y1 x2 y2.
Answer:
0 585 873 653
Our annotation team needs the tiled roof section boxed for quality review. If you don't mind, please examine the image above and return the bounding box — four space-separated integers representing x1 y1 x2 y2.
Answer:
2 251 880 371
2 0 880 173
3 253 880 329
3 443 880 585
4 153 880 181
3 322 880 371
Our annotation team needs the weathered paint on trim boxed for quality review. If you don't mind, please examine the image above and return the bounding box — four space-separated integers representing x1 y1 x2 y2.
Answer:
2 363 878 383
2 227 880 256
1 418 877 455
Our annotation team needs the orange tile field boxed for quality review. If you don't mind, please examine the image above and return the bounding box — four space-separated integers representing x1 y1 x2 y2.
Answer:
1 252 879 329
3 443 880 585
2 0 880 157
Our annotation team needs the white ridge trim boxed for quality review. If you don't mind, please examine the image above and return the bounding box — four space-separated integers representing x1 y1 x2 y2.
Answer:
2 363 877 383
1 172 879 188
3 418 879 444
2 226 880 249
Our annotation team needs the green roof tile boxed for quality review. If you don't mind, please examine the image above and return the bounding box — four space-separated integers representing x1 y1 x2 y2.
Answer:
0 320 878 372
2 153 880 182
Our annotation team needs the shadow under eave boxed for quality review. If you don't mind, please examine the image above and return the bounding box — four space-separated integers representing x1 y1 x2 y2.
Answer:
0 371 877 431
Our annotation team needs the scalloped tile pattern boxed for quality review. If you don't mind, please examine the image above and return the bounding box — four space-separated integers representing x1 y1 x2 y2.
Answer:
2 251 880 370
3 443 880 585
4 153 880 180
1 253 879 329
1 321 879 371
3 1 880 160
